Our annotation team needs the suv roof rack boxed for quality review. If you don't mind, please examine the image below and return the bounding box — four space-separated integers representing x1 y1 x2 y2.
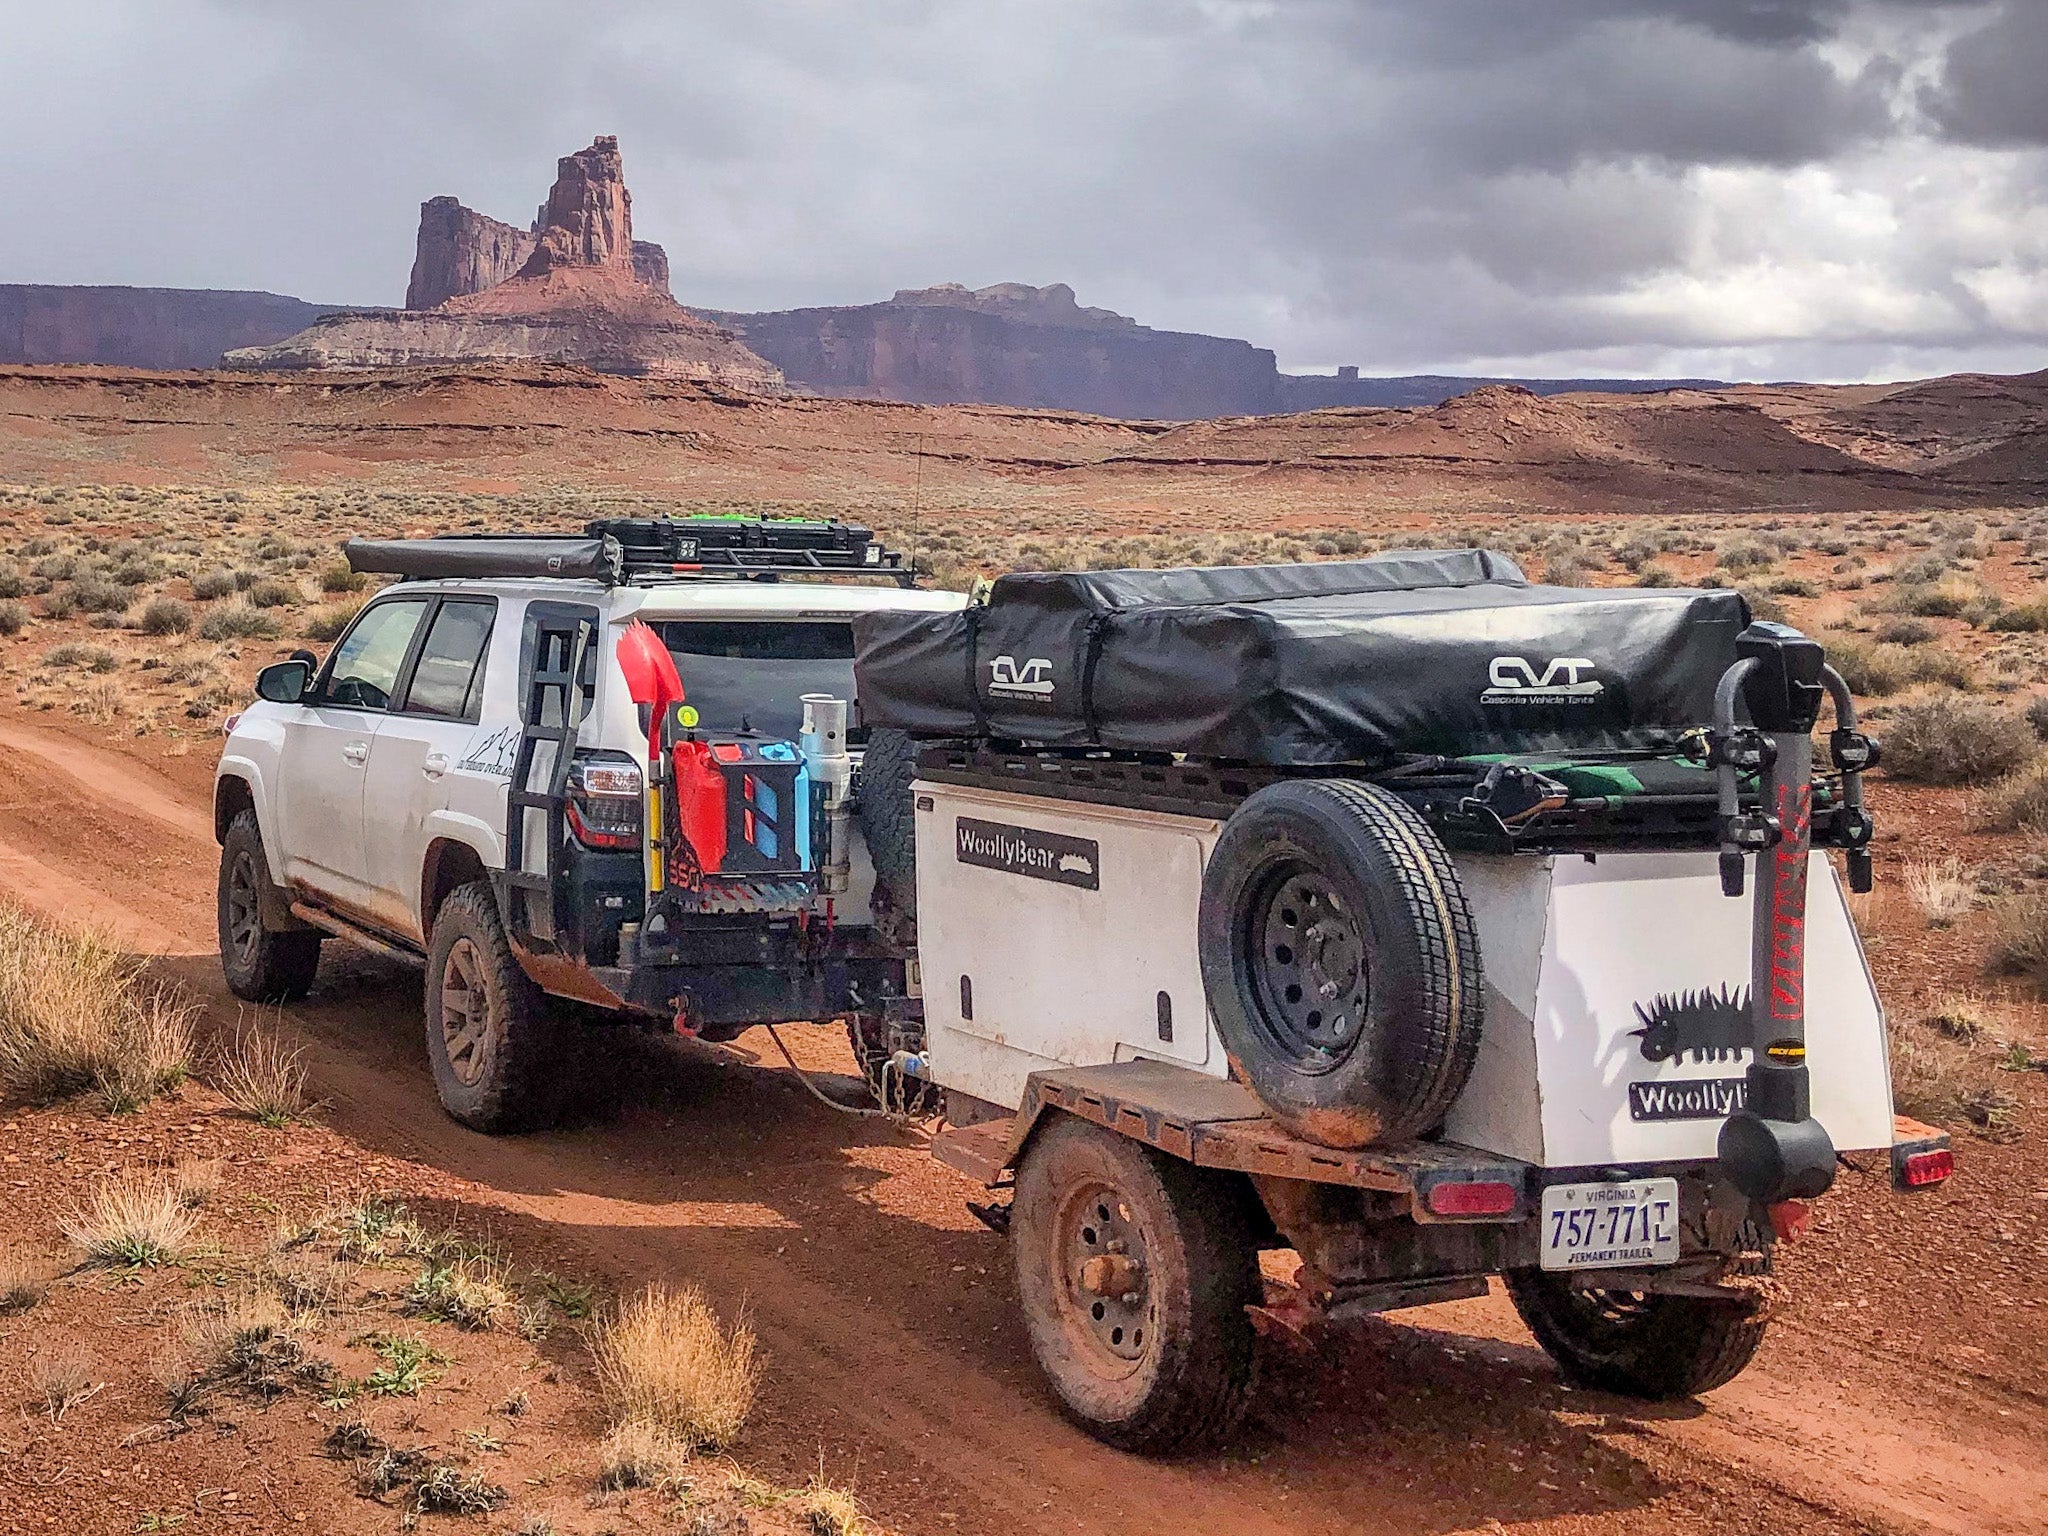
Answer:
345 516 917 588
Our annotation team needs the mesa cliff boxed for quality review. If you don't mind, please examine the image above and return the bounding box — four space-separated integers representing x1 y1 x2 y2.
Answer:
0 285 348 370
228 138 776 387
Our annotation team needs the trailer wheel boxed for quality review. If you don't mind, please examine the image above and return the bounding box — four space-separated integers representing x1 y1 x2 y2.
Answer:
1198 779 1483 1149
424 882 557 1133
218 809 322 1003
1505 1242 1770 1399
855 727 920 921
1011 1115 1260 1452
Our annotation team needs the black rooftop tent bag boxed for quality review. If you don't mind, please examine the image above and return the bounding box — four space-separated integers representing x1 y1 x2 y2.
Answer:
850 549 1749 764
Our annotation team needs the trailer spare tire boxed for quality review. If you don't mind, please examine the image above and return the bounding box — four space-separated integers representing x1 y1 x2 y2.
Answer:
856 727 921 921
1197 779 1484 1149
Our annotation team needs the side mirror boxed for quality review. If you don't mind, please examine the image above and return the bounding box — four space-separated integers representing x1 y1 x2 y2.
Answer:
254 659 312 704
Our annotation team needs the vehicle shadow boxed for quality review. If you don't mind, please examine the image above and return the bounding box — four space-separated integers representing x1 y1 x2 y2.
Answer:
156 946 1688 1536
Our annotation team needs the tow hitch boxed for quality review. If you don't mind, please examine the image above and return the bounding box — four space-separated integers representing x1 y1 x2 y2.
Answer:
1709 623 1876 1204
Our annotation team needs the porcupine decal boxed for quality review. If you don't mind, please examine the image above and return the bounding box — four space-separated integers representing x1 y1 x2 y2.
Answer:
1631 986 1752 1064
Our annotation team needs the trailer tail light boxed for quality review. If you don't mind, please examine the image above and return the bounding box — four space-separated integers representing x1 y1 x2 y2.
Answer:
567 756 643 851
1899 1147 1953 1188
1421 1178 1521 1219
1891 1117 1954 1191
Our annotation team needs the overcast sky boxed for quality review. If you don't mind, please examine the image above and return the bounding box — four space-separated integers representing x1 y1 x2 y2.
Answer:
5 0 2048 381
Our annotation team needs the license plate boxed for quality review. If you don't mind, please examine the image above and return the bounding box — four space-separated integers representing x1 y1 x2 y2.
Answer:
1539 1178 1680 1271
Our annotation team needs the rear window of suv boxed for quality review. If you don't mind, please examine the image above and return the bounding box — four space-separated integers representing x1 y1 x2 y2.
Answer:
656 620 855 740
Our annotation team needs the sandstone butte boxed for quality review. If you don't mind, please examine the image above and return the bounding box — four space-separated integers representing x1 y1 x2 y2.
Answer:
226 137 780 388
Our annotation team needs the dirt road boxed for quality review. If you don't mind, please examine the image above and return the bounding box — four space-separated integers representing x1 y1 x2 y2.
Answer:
2 714 2042 1536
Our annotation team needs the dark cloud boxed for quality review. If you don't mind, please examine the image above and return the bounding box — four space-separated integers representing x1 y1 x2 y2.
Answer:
0 0 2040 380
1924 2 2048 145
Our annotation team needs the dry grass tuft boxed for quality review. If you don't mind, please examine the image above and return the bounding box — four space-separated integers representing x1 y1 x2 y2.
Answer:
0 900 192 1110
62 1172 199 1267
0 1249 47 1313
173 1156 223 1208
1904 858 1976 928
597 1418 694 1490
212 1023 310 1126
1988 890 2048 990
1982 758 2048 832
591 1284 759 1453
406 1250 514 1331
799 1478 870 1536
30 1346 96 1421
1926 993 1994 1046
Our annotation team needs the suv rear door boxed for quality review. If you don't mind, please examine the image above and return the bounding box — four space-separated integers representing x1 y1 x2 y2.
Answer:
275 594 432 909
357 596 500 942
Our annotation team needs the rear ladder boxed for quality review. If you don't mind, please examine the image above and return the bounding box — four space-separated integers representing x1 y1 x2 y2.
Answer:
499 608 596 950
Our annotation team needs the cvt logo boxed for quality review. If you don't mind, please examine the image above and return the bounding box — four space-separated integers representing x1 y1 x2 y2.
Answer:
988 654 1056 699
1480 655 1603 706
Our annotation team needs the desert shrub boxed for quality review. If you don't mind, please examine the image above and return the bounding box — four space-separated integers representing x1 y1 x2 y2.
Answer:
302 600 365 642
1735 585 1787 623
0 565 30 599
62 1172 198 1266
318 560 368 594
1986 601 2048 633
212 1026 309 1127
247 578 302 609
138 596 192 636
1766 575 1820 597
592 1284 758 1452
0 601 26 637
67 576 129 613
43 642 118 673
1819 633 1909 697
2027 695 2048 741
1908 646 1975 690
109 555 162 587
38 588 77 620
0 1250 46 1313
1982 759 2048 831
200 603 280 641
0 900 192 1108
1879 697 2037 783
189 567 237 600
1990 890 2048 993
1877 617 1935 646
1633 562 1677 588
1717 540 1775 573
1545 554 1595 586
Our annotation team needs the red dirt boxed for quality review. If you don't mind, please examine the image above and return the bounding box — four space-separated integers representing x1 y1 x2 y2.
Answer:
0 703 2042 1536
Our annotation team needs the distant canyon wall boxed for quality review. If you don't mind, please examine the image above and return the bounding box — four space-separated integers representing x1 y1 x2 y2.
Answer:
0 285 349 370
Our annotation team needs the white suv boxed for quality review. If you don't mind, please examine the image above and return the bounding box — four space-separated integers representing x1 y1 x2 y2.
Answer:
214 519 961 1130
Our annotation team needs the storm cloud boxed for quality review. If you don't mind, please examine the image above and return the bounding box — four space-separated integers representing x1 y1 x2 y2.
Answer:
1 0 2044 380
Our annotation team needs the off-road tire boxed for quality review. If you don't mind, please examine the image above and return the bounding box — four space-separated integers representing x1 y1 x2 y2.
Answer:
218 809 322 1003
855 727 920 921
424 882 557 1133
1505 1236 1771 1399
1011 1115 1260 1452
1197 778 1484 1149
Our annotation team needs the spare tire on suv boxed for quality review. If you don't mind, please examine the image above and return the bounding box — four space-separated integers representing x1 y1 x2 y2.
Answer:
1196 779 1484 1149
855 727 921 923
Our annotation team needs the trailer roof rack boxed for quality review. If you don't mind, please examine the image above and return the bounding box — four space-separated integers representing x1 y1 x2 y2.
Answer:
346 515 916 588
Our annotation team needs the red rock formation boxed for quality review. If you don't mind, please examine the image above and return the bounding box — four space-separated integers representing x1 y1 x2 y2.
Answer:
406 198 535 311
228 137 777 387
0 285 348 370
520 136 633 277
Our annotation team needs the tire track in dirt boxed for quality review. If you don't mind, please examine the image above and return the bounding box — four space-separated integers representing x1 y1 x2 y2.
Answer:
3 717 2042 1536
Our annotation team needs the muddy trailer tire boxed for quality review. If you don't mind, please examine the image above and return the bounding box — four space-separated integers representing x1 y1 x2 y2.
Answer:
424 882 558 1134
1505 1257 1769 1399
1010 1115 1260 1452
1198 778 1484 1149
218 809 322 1003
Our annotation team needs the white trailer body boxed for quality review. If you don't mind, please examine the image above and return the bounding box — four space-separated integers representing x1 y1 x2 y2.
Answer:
913 780 1896 1169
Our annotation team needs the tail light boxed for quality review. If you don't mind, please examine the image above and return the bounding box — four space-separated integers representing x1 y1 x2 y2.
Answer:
566 755 642 851
1898 1147 1953 1188
1420 1178 1521 1220
1890 1118 1954 1191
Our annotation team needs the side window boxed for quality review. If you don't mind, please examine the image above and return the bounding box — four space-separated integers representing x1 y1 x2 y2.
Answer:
317 598 429 711
401 600 496 719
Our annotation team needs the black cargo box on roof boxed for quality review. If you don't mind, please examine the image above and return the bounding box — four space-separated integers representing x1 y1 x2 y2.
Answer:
346 535 619 584
851 549 1750 765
